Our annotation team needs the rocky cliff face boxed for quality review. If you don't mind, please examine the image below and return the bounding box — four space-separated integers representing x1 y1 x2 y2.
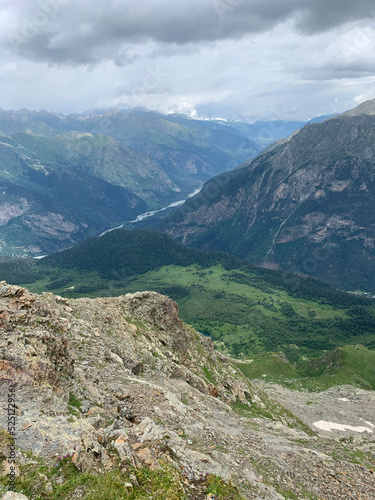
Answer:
163 99 375 292
0 283 374 499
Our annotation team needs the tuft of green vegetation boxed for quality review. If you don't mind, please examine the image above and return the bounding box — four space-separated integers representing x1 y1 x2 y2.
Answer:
327 440 375 469
206 474 245 499
231 397 316 436
202 364 216 384
67 393 82 415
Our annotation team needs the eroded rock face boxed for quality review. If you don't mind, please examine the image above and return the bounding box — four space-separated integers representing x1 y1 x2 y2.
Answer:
0 283 73 408
163 111 375 291
0 283 374 499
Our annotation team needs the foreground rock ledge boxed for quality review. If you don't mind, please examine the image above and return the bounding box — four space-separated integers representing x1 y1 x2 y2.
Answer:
0 282 374 499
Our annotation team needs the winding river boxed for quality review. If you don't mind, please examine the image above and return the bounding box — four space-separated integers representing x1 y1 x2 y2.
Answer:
99 186 202 237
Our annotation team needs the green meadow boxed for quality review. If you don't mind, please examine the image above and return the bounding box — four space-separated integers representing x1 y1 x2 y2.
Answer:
2 229 375 380
234 345 375 391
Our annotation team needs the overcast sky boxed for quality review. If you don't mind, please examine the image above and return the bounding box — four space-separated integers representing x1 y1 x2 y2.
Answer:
1 0 375 121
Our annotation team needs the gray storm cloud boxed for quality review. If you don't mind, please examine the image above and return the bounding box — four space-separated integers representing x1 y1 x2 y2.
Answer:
1 0 375 119
4 0 375 65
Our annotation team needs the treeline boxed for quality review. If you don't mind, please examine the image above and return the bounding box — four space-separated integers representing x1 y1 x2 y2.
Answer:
229 269 369 308
40 230 239 278
40 230 370 307
0 258 37 284
1 229 372 312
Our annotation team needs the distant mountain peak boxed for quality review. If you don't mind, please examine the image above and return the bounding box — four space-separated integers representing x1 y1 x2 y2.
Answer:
340 98 375 117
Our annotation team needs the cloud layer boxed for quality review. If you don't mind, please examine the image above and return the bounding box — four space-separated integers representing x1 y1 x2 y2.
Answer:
1 0 375 120
3 0 375 64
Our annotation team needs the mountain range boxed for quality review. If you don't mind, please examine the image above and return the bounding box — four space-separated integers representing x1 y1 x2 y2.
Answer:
1 102 375 499
0 108 267 255
0 106 335 258
161 99 375 292
0 108 265 198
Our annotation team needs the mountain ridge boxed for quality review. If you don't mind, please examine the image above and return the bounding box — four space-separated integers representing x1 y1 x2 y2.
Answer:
0 108 267 256
160 99 375 292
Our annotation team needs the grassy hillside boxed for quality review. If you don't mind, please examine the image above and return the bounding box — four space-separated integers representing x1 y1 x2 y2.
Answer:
235 345 375 391
2 230 375 364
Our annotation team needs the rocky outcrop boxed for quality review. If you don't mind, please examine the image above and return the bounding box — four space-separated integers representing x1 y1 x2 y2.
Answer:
0 283 374 499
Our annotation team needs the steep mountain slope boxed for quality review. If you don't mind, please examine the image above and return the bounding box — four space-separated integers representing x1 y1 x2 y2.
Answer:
4 132 180 206
0 108 262 195
162 99 375 292
0 135 146 256
342 99 375 117
1 282 374 499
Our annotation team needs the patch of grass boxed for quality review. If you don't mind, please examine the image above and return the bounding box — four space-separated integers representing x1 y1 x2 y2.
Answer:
0 450 247 500
67 393 82 415
202 364 216 384
327 440 375 469
235 345 375 392
232 399 272 420
234 353 298 381
231 397 316 437
205 474 245 499
124 317 148 330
